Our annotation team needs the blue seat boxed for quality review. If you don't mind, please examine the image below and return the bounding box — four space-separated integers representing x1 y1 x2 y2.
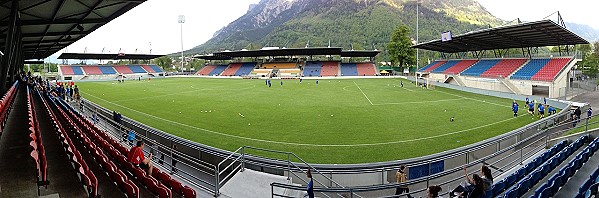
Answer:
534 183 549 198
503 187 518 198
531 170 542 184
518 176 532 195
506 173 517 187
587 183 599 198
492 178 506 197
591 167 599 181
579 179 592 195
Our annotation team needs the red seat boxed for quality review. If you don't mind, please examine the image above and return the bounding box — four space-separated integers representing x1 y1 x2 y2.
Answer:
133 168 146 181
182 186 196 198
152 168 162 179
156 186 172 198
158 172 171 187
123 180 139 198
143 176 159 192
170 179 183 195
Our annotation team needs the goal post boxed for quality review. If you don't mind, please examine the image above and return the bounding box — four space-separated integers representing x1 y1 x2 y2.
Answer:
426 77 435 89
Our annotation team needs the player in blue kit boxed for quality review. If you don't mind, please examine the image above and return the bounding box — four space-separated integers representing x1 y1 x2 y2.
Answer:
539 104 545 119
528 101 535 117
512 101 519 117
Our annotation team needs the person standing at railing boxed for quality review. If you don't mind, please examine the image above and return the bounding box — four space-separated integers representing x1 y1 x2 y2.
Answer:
395 165 409 195
588 107 593 120
171 144 178 173
575 107 582 123
305 169 314 198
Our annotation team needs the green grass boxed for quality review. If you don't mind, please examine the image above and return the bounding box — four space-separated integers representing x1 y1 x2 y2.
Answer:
564 118 599 136
79 78 537 164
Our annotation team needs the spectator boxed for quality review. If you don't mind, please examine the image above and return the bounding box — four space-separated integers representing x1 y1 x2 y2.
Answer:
306 169 314 198
427 185 442 198
588 106 593 119
127 140 154 175
395 165 409 195
480 166 493 191
171 144 178 173
575 107 582 122
74 85 80 101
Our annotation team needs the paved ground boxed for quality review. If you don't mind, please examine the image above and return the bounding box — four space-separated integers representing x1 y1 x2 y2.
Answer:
570 90 599 108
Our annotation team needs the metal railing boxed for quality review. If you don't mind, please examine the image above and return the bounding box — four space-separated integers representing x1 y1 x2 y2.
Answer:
76 100 220 195
216 146 362 198
271 108 596 198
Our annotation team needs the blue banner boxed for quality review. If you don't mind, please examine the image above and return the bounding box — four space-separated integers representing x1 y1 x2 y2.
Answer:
408 161 445 180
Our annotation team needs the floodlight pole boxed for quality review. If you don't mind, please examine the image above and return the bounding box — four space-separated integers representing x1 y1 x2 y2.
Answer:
415 0 419 86
179 15 185 73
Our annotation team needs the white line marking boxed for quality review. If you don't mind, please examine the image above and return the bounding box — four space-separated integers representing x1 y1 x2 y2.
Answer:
373 98 465 106
84 92 526 147
434 89 509 108
401 87 415 92
353 81 373 105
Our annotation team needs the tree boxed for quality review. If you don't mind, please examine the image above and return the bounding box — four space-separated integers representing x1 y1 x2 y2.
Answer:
153 56 173 70
387 25 416 69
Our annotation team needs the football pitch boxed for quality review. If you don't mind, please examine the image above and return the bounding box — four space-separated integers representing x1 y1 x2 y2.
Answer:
79 78 537 164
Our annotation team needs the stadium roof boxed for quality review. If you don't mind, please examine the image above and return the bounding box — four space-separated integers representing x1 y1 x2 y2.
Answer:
194 48 380 60
57 53 164 60
0 0 146 60
412 20 589 53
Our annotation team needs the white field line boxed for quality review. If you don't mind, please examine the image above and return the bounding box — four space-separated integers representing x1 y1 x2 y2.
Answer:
373 98 465 106
401 87 415 92
83 92 526 147
353 81 374 105
434 89 509 108
111 84 257 103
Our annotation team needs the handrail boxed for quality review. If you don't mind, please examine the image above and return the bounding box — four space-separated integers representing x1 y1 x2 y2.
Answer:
216 145 361 198
271 106 592 197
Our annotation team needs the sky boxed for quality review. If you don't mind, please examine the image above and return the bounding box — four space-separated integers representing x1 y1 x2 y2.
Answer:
50 0 598 60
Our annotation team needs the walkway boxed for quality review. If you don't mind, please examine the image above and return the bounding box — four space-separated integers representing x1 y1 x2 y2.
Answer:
0 87 39 197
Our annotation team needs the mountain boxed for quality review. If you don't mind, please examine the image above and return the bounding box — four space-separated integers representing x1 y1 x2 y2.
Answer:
187 0 503 56
565 22 599 43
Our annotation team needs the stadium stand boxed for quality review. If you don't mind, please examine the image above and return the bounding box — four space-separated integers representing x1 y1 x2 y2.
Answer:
303 62 322 77
40 93 99 197
27 87 48 187
262 62 297 69
532 136 598 198
149 65 164 73
460 60 501 76
61 66 75 75
196 65 216 75
141 65 156 73
220 63 242 76
208 65 228 76
250 69 272 78
320 62 339 76
491 136 587 198
53 97 198 198
71 66 85 75
510 59 551 80
480 59 528 78
0 81 18 136
340 63 358 76
278 69 301 78
356 63 377 76
113 65 134 74
418 60 447 72
442 60 478 74
128 65 148 74
99 66 118 75
531 58 572 81
234 62 257 76
430 60 460 73
82 66 103 75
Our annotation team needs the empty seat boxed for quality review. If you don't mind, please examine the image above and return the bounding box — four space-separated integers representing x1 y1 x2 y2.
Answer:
340 63 358 76
220 63 242 76
182 186 196 198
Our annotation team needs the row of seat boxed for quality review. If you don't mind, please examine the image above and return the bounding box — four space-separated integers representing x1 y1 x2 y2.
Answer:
502 135 588 197
27 87 48 187
419 60 447 72
38 91 99 197
61 65 164 75
48 95 142 198
486 140 569 197
0 81 18 136
197 62 377 77
57 99 196 197
55 99 166 197
576 164 599 198
537 137 599 198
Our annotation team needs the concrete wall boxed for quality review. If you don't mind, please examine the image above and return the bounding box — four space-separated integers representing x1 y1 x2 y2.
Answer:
459 76 512 93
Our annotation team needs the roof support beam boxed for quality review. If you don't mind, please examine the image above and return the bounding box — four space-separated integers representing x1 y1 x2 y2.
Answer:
22 31 91 37
0 18 107 26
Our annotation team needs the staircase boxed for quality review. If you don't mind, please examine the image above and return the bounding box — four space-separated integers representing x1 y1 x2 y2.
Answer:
499 78 522 95
445 75 465 86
